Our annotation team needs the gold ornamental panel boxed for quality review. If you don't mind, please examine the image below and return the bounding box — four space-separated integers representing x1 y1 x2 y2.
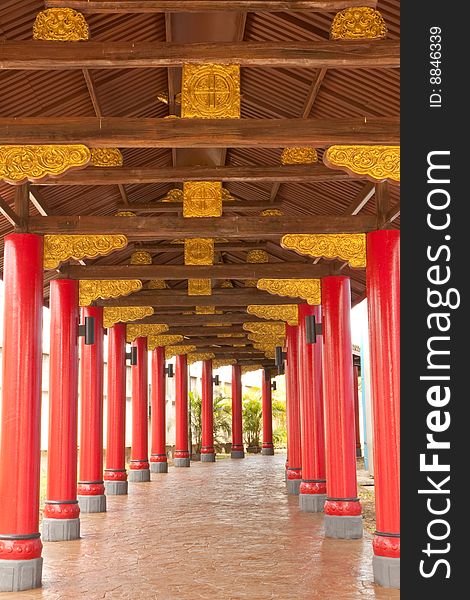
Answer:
79 280 142 307
247 305 298 326
247 249 269 264
217 333 244 338
183 182 222 217
188 279 212 296
130 251 152 265
165 345 197 359
90 148 123 167
127 323 169 342
148 280 168 290
187 352 216 365
247 333 285 345
324 145 400 184
213 359 237 369
162 189 184 203
33 8 89 41
222 188 236 201
103 306 154 329
281 147 318 165
1 145 91 185
220 279 233 288
257 279 321 305
330 7 387 40
181 64 241 119
116 211 136 217
260 209 283 217
281 233 366 268
243 322 286 337
184 238 214 265
44 234 127 270
196 306 216 314
147 334 184 350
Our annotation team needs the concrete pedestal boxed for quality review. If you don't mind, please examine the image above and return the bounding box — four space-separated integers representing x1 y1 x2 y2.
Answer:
174 457 190 467
128 469 151 482
201 453 216 462
231 450 245 459
78 494 106 514
42 518 80 541
104 480 128 495
286 479 301 495
373 556 400 589
299 493 326 513
261 447 275 456
150 462 168 473
0 558 43 592
324 515 363 539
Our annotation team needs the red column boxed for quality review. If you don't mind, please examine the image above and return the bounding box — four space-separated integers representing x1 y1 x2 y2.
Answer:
367 230 400 588
353 365 362 458
298 304 326 512
231 364 244 458
0 234 43 592
285 325 302 494
150 346 168 473
322 276 362 538
104 323 128 494
78 305 106 513
129 336 150 481
174 354 190 467
201 360 216 462
261 369 274 455
43 279 80 542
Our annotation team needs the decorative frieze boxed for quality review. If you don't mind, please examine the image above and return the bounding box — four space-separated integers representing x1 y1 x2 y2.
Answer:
281 233 366 268
44 234 127 270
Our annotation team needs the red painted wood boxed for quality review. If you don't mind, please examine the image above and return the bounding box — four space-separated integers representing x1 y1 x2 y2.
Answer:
130 337 149 470
231 365 244 453
150 346 167 464
261 370 274 450
174 354 190 459
353 365 362 457
286 325 302 481
201 360 215 455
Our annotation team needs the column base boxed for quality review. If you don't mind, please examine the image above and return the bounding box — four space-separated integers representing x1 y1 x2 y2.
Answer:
201 453 216 462
174 457 191 467
78 494 107 514
0 558 43 592
373 556 400 589
150 462 168 473
286 478 301 495
231 450 245 459
128 469 151 482
324 515 363 539
261 447 275 455
104 480 128 495
299 493 326 513
42 518 80 542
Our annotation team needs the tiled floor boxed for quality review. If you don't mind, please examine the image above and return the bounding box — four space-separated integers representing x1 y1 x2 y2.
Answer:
3 454 399 599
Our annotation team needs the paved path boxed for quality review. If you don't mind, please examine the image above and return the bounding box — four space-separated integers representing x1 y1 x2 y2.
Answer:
3 454 399 599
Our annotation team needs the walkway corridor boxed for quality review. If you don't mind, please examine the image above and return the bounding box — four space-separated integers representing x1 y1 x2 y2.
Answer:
4 455 399 600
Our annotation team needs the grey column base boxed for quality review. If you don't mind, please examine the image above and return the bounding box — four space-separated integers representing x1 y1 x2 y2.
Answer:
299 493 326 513
231 450 245 459
201 453 216 462
78 494 106 513
261 447 275 455
150 462 168 473
174 457 191 467
128 468 151 482
324 515 363 539
0 557 43 592
42 517 80 541
104 480 128 495
373 556 400 589
286 478 301 495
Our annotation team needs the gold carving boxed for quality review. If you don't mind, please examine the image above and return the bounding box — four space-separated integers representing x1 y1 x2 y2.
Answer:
33 8 89 41
220 279 233 288
147 334 184 350
264 350 276 359
243 322 286 337
127 323 169 342
156 92 169 105
181 64 241 119
162 189 183 203
130 251 152 265
217 333 244 338
148 280 168 290
188 279 212 296
103 306 154 329
260 209 283 217
90 148 123 167
324 145 400 183
196 306 216 314
44 234 127 270
213 359 237 369
165 345 197 359
330 7 387 40
0 145 90 184
183 182 222 217
247 250 269 264
222 188 236 201
116 211 136 217
281 233 366 268
241 365 262 374
248 333 285 344
257 279 321 305
79 280 142 307
281 147 318 165
247 305 298 326
187 352 215 365
184 238 214 265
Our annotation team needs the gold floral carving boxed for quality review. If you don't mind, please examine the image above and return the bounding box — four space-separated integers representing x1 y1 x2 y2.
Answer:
220 279 233 288
44 234 127 270
127 323 169 342
248 333 285 345
184 238 214 265
187 352 215 365
222 188 236 201
196 306 216 314
183 182 222 217
103 306 154 329
330 7 387 40
79 280 142 307
213 359 237 368
165 345 197 359
148 280 168 290
188 279 212 296
281 147 318 165
247 304 298 326
217 333 244 338
243 322 286 337
264 350 276 359
257 279 321 305
181 64 241 119
90 148 123 167
33 8 89 41
162 189 183 203
241 365 262 374
116 211 136 217
324 145 400 183
260 209 283 217
0 145 91 184
247 250 269 264
130 251 152 265
147 334 184 350
281 233 366 268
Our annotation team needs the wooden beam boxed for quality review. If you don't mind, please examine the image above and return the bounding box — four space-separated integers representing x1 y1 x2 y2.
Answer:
182 338 253 347
137 242 267 253
132 314 266 325
14 184 29 231
117 199 283 213
169 326 245 336
385 202 400 225
188 346 258 355
344 181 375 215
376 182 391 228
0 195 21 227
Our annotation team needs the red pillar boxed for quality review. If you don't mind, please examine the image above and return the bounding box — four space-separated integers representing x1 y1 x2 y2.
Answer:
367 230 400 588
174 354 190 467
0 234 43 592
231 364 244 458
78 306 106 513
104 323 128 494
201 360 216 462
261 369 274 455
353 365 362 458
322 276 362 538
129 336 150 481
150 346 168 473
43 279 80 542
285 325 302 494
298 304 326 512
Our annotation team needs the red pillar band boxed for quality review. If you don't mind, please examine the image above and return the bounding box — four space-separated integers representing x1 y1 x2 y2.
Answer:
201 360 215 456
130 337 150 470
322 276 361 518
353 365 362 458
78 306 105 497
298 304 326 496
150 346 167 465
285 325 302 483
45 279 80 521
0 234 43 561
104 324 128 483
174 354 190 459
367 230 400 559
231 364 244 454
261 369 274 451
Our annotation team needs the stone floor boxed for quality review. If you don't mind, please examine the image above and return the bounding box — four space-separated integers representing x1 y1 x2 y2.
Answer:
2 454 400 600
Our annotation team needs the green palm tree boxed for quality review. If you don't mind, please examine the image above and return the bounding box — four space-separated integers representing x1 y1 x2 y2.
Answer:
189 391 232 454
